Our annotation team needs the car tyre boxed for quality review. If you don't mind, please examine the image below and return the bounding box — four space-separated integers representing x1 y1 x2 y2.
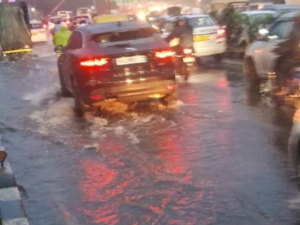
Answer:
243 57 260 89
163 91 178 108
214 53 224 63
58 66 71 97
72 78 88 118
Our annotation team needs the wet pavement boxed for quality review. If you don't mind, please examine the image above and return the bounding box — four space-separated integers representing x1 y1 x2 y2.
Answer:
0 42 300 225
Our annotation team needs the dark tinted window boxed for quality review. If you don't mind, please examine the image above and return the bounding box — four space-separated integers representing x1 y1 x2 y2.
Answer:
269 20 294 39
68 32 83 50
49 17 61 23
30 23 42 29
93 28 156 46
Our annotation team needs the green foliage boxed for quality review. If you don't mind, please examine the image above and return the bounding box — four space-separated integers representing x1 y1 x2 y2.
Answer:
216 6 275 48
217 6 244 46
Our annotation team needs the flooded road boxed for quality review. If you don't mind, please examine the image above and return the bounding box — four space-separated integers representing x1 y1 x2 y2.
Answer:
0 43 299 225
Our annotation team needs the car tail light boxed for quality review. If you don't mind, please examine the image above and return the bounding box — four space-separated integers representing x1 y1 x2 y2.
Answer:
155 50 175 59
90 94 101 101
80 58 109 67
217 27 226 38
183 48 193 54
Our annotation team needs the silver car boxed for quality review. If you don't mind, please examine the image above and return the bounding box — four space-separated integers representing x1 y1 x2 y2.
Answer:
243 12 298 85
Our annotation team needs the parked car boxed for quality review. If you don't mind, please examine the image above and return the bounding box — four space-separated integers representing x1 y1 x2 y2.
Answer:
161 14 226 62
30 20 47 43
243 12 298 85
260 4 300 16
58 21 177 117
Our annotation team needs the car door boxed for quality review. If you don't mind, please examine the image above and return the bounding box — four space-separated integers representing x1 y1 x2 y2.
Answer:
60 31 83 90
259 19 294 75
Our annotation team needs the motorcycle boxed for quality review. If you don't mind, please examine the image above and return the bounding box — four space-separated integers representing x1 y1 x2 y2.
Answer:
173 47 196 81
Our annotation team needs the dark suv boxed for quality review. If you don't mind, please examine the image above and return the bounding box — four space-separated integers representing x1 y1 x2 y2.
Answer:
58 21 177 117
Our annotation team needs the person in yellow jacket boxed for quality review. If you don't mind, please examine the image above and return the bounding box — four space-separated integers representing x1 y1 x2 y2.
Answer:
53 22 72 48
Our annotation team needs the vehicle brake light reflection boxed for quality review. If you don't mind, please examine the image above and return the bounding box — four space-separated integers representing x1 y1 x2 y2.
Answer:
90 94 101 101
155 50 175 59
80 58 108 67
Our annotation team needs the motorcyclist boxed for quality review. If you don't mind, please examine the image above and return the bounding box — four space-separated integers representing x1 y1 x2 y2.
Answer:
164 16 194 53
53 22 71 50
273 15 300 95
51 20 61 36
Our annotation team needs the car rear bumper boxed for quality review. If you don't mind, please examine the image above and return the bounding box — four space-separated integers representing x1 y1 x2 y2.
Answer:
31 34 47 43
193 41 226 57
80 79 177 106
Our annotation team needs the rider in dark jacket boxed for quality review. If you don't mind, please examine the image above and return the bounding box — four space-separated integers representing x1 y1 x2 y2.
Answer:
274 16 300 95
164 17 194 53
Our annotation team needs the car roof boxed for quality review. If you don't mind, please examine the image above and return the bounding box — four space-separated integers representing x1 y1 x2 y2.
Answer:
278 11 300 19
262 4 300 10
76 20 151 35
242 10 276 15
184 14 210 18
164 14 209 22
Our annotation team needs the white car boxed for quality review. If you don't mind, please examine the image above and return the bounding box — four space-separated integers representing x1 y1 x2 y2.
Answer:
48 16 63 31
161 14 227 62
30 20 47 43
244 12 297 85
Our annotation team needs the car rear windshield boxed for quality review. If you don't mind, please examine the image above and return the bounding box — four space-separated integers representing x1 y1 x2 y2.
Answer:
31 23 43 29
188 17 215 28
78 9 89 14
58 12 67 17
50 18 61 23
92 28 157 47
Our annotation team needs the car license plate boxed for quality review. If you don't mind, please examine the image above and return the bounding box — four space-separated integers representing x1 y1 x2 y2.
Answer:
183 57 195 63
116 55 147 66
193 35 209 42
31 32 38 36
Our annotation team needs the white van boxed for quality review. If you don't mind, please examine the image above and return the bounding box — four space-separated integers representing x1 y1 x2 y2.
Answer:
76 7 92 18
57 11 74 19
30 20 47 43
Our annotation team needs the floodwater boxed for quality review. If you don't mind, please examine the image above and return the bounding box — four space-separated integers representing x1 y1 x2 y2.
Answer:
0 43 299 225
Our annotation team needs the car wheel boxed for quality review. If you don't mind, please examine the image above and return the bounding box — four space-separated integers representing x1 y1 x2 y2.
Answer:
58 66 71 97
243 58 260 88
72 78 88 118
214 53 224 63
163 91 178 108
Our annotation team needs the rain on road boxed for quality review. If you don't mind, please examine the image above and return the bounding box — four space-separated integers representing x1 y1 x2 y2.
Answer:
0 42 300 225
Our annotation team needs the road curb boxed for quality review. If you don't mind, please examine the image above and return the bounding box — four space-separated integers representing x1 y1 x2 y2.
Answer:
0 135 29 225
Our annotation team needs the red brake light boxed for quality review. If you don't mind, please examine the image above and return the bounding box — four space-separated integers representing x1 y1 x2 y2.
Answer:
183 48 193 54
217 28 226 38
80 58 109 67
155 50 175 59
